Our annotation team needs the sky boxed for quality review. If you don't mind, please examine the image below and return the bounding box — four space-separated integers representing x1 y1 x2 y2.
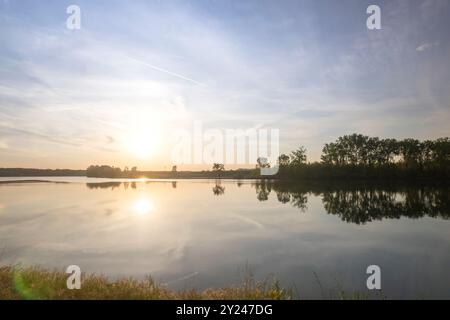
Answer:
0 0 449 170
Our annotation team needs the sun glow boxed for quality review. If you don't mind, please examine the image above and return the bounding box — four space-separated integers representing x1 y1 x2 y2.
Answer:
124 127 162 159
132 197 154 215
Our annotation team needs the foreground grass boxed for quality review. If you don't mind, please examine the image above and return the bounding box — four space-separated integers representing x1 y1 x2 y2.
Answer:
0 266 293 300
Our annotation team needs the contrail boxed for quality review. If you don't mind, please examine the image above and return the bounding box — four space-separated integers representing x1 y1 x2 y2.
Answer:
125 56 207 87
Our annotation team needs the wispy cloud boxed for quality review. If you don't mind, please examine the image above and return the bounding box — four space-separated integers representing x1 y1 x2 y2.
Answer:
416 42 439 52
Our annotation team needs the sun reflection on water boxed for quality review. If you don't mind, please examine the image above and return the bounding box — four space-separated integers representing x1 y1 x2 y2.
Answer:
132 197 154 215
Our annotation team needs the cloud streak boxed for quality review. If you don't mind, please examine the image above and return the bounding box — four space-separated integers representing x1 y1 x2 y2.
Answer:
416 42 439 52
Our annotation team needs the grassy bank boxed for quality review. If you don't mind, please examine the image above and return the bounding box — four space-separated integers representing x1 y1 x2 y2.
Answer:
0 266 292 300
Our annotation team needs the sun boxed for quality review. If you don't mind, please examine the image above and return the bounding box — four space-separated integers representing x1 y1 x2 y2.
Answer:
124 128 161 159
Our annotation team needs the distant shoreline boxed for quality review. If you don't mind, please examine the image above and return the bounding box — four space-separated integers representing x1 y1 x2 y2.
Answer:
0 168 86 177
0 179 71 184
0 172 449 185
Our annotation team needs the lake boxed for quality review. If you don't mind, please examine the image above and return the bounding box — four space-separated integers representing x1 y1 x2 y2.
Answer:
0 177 449 299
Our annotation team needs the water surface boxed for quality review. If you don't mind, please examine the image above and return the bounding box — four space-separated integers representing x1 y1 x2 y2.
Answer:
0 178 449 299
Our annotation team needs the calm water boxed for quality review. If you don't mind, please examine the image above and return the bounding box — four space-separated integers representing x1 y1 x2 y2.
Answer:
0 178 449 299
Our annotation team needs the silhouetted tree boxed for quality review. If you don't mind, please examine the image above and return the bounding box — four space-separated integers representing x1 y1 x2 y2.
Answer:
399 138 422 167
278 154 290 166
212 163 225 178
290 146 307 165
86 165 122 178
256 157 270 168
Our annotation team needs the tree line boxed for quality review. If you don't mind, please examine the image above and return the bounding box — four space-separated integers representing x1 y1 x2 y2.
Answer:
319 134 449 167
85 133 449 180
86 165 139 178
275 134 450 180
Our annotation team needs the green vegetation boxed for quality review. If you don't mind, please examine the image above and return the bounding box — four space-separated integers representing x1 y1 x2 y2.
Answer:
86 165 123 178
0 266 291 300
277 134 450 180
0 265 387 300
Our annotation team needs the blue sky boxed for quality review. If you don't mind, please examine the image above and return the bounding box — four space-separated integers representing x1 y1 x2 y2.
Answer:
0 0 449 169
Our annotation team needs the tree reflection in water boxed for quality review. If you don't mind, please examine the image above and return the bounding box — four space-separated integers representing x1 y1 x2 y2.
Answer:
321 187 450 224
253 180 308 211
212 180 225 196
253 181 450 224
85 180 449 224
